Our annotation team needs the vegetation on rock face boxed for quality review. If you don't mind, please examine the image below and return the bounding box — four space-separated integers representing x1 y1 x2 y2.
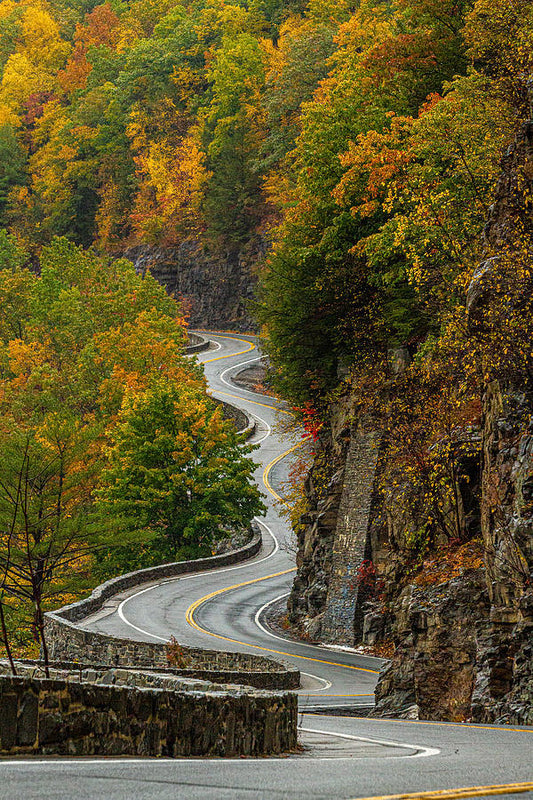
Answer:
257 0 533 568
0 236 264 662
255 0 533 723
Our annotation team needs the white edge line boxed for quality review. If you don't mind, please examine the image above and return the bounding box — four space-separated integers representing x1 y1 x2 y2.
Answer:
199 333 276 405
298 727 440 758
252 418 272 444
206 392 272 444
206 389 272 445
0 730 439 765
299 671 332 692
0 752 435 764
254 593 332 692
254 591 293 645
252 594 330 690
234 406 271 445
219 355 274 400
116 338 282 642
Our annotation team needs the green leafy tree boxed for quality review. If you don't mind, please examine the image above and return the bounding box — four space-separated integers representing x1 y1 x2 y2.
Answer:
97 381 266 564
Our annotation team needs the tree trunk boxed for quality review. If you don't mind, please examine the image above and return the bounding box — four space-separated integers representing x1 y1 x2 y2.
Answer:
0 602 16 675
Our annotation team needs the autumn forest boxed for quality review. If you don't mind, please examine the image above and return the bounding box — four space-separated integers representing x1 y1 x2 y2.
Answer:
0 0 532 667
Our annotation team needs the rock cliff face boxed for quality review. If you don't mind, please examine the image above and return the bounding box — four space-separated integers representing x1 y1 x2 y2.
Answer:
288 122 533 724
287 393 352 639
124 239 263 331
471 382 533 724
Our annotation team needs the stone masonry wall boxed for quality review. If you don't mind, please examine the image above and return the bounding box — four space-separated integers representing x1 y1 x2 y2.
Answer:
44 619 299 690
213 397 250 436
320 422 381 644
15 658 295 691
185 333 211 354
0 674 297 757
287 394 382 644
45 527 300 690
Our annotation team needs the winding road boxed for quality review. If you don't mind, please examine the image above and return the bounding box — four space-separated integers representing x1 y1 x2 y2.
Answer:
4 333 532 800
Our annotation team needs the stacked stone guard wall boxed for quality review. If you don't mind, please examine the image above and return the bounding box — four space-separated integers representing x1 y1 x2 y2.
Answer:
48 529 262 625
0 674 297 757
44 618 299 690
186 333 211 354
44 528 300 690
320 423 381 643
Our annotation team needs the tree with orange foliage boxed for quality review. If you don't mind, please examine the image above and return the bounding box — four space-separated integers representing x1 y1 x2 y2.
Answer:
0 236 198 662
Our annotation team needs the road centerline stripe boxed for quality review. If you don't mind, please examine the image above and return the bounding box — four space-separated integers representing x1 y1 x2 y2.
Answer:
348 782 533 800
185 574 380 675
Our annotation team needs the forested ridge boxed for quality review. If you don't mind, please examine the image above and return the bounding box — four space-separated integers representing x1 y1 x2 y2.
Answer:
0 0 528 410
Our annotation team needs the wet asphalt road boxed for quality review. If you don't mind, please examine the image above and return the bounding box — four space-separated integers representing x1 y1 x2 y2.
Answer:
5 332 532 800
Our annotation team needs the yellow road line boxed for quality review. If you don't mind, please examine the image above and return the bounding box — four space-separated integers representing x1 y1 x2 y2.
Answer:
185 570 380 675
216 389 291 415
305 713 533 734
186 569 295 622
189 334 380 675
201 335 256 363
350 782 533 800
263 439 309 504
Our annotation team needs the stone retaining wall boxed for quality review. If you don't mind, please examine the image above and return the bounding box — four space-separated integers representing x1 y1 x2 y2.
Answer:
15 660 295 691
44 622 299 690
320 423 382 644
45 528 300 690
186 333 211 354
48 528 262 625
0 674 297 757
213 396 251 436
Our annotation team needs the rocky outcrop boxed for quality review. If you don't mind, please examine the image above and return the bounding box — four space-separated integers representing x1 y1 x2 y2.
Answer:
466 121 533 725
470 381 533 725
124 239 264 330
287 393 353 639
288 121 533 724
371 569 489 720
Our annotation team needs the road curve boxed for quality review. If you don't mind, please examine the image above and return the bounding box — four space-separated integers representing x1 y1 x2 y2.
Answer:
82 330 383 709
4 332 532 800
